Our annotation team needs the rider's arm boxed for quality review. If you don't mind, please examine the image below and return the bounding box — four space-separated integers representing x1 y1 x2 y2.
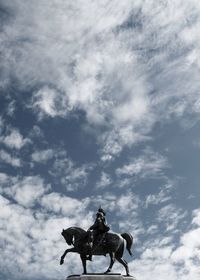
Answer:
88 221 98 230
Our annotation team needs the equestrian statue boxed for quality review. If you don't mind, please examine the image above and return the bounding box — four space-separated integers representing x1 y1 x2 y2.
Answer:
60 207 133 275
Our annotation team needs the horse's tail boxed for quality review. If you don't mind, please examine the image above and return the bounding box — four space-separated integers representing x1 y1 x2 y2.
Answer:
121 233 133 256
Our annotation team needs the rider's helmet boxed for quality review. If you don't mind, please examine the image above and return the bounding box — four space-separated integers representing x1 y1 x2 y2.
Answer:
97 206 106 216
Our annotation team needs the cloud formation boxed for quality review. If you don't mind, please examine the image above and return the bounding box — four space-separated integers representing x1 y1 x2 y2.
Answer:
0 149 21 167
0 127 29 150
1 1 200 279
0 175 50 207
116 148 168 179
2 0 200 160
131 208 200 280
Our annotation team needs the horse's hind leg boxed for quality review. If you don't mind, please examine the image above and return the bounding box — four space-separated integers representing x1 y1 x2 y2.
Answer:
104 252 115 274
116 257 130 276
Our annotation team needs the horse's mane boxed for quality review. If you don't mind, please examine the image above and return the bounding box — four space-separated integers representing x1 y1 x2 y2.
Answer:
67 226 87 235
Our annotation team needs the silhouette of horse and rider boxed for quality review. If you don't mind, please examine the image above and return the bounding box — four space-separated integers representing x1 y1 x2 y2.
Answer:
60 207 133 275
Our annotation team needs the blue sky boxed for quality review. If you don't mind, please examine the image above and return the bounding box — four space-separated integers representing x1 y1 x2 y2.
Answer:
0 0 200 279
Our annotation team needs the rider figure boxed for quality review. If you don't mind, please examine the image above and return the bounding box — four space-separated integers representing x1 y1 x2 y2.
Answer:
87 207 110 261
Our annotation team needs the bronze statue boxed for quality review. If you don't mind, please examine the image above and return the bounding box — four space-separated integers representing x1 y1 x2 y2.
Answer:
87 207 110 261
60 208 133 275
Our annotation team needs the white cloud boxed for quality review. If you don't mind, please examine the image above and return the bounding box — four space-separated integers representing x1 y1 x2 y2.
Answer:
7 100 16 116
0 149 21 167
171 210 200 278
157 204 187 233
34 87 58 117
50 151 93 191
0 172 9 184
3 0 200 159
116 192 140 214
29 125 44 139
116 149 168 179
33 86 70 118
145 191 169 206
1 176 50 208
61 166 89 191
99 128 152 161
40 192 90 223
145 182 173 207
31 149 54 163
96 172 112 189
0 128 28 149
0 117 4 134
0 194 83 279
128 209 200 280
115 192 143 237
192 209 200 226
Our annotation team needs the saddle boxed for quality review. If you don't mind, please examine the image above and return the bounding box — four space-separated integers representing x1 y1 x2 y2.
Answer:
87 231 107 250
95 232 107 246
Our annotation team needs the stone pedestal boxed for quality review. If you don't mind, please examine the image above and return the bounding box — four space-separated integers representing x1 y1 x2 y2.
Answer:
67 274 136 280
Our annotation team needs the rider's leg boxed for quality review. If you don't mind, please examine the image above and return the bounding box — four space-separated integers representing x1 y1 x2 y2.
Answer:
87 231 93 261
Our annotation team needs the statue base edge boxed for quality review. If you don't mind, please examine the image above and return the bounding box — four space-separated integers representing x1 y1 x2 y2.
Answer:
66 273 137 280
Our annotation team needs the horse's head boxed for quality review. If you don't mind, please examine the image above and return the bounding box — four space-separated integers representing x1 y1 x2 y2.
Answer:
61 229 73 246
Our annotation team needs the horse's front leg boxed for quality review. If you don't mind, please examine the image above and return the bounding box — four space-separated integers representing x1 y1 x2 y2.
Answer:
60 247 77 265
80 254 87 274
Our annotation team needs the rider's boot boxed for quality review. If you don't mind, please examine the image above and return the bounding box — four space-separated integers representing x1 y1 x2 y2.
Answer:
87 242 93 261
87 254 92 261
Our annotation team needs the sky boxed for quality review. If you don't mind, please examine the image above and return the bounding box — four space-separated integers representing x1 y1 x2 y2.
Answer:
0 0 200 279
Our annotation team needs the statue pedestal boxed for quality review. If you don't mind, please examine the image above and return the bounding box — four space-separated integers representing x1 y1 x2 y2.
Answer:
67 274 136 280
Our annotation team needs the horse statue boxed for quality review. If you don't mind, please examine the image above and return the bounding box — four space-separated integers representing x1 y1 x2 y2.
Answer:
60 227 133 276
